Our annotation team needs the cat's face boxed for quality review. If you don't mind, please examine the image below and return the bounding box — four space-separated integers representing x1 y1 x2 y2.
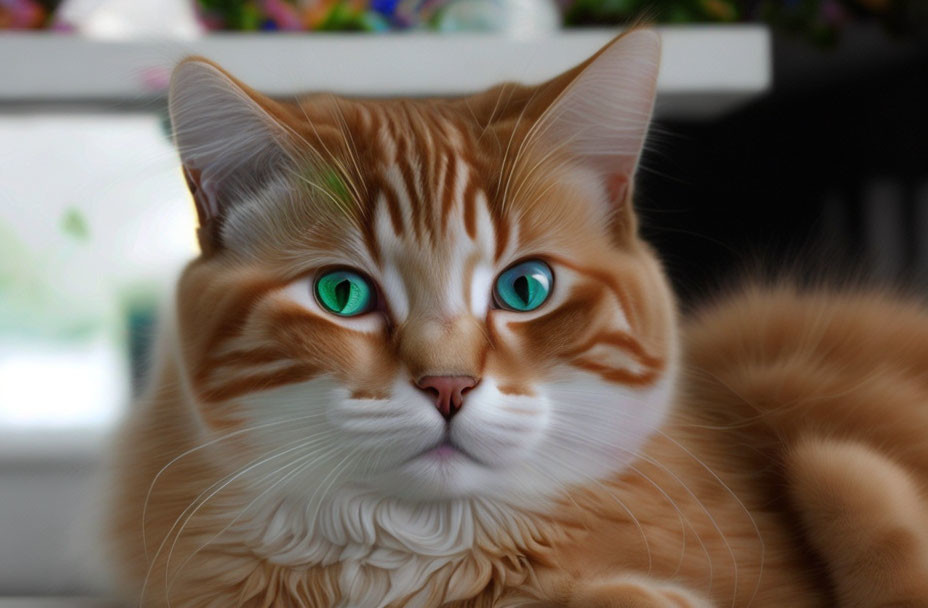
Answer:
170 31 676 508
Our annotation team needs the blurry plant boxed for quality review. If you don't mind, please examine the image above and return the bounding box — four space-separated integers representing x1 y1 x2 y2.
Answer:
196 0 387 31
564 0 740 25
758 0 850 45
0 219 100 340
562 0 926 45
4 0 923 36
195 0 557 32
60 207 90 241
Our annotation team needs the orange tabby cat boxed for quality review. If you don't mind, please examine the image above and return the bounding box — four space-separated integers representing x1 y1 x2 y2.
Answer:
106 30 928 607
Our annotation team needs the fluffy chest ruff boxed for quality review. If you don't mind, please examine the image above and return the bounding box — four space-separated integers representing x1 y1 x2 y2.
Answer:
221 489 558 607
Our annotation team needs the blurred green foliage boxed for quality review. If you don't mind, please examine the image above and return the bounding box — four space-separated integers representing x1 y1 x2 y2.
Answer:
564 0 925 46
60 207 89 241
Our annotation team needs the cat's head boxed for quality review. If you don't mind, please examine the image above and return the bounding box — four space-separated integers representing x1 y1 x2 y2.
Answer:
168 30 677 507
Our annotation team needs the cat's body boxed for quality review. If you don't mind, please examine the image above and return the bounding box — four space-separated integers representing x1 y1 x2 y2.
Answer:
111 286 928 607
106 31 928 606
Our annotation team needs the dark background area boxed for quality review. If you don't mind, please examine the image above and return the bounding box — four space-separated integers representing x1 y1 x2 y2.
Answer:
638 25 928 307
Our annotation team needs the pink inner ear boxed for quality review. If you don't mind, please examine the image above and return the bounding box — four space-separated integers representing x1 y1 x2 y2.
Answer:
184 167 219 253
607 173 630 207
184 166 223 227
607 173 628 204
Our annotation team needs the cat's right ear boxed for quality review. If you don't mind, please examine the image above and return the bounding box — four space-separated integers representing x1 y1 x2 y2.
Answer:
169 58 294 254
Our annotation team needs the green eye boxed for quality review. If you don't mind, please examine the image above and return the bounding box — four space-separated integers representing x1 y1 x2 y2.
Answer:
494 260 553 312
314 270 373 316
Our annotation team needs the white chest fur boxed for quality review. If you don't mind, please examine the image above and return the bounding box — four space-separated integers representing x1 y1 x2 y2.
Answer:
237 488 545 607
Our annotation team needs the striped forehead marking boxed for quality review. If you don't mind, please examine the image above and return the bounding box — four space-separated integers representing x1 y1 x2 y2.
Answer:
367 121 505 322
370 120 485 240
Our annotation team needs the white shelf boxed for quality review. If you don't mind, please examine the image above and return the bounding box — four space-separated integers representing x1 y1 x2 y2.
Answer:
0 26 770 119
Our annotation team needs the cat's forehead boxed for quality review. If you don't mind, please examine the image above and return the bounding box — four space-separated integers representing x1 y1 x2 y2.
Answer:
360 106 500 242
325 102 502 318
338 98 608 257
223 96 611 281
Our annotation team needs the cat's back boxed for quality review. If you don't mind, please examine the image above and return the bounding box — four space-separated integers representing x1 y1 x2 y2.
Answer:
680 285 928 469
684 285 928 373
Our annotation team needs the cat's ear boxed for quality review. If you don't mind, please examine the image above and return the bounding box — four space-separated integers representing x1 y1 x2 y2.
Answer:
533 30 661 236
169 57 295 254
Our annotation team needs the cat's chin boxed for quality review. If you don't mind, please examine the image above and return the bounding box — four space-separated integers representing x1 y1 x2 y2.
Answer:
368 447 499 501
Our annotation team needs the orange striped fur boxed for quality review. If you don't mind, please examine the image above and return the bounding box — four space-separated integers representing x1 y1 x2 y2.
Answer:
106 31 928 607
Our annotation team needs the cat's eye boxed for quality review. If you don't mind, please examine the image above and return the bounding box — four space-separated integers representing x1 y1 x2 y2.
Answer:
314 269 374 317
494 259 553 312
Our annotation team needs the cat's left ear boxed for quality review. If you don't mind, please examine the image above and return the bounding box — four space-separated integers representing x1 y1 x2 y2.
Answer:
534 30 661 236
169 57 296 254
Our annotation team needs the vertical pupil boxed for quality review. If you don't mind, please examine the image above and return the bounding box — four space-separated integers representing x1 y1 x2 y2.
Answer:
334 279 351 310
513 275 530 305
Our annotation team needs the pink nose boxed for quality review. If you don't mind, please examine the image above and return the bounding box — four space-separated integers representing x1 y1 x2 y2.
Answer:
416 375 478 421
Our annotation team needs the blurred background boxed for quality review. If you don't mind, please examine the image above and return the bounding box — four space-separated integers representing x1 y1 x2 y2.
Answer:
0 0 926 603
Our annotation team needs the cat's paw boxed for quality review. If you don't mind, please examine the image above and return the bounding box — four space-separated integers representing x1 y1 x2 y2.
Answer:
566 577 713 608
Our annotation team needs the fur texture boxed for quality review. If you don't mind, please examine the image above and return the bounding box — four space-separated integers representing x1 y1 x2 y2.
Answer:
106 31 928 607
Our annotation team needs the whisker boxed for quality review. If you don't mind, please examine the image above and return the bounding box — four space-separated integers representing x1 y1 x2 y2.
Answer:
507 137 576 220
497 81 546 217
160 430 342 598
547 424 702 581
330 100 368 202
268 441 367 560
140 428 339 607
142 410 329 559
651 428 764 608
296 98 366 210
302 442 367 530
164 443 340 597
527 454 654 576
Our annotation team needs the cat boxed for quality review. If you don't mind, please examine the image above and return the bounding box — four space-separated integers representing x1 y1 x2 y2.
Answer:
105 30 928 607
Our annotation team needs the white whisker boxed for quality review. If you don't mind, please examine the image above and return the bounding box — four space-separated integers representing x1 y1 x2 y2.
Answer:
141 410 329 559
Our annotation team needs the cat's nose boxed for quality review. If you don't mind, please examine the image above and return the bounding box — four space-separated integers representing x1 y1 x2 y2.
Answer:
415 375 478 421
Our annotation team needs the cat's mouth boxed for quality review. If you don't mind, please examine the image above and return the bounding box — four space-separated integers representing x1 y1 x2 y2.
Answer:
410 434 484 466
